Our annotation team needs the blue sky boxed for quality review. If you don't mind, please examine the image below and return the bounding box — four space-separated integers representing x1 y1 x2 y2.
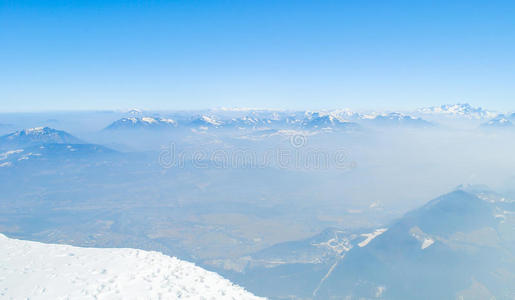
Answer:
1 0 514 112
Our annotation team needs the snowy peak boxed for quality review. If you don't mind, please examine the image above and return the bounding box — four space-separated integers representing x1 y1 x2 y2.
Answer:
125 108 143 115
9 127 77 140
302 111 359 129
105 116 178 130
0 127 119 168
327 108 361 120
0 127 83 148
304 109 359 121
364 112 433 127
190 115 223 127
0 234 264 300
18 127 48 135
106 115 224 130
226 116 276 129
418 103 496 119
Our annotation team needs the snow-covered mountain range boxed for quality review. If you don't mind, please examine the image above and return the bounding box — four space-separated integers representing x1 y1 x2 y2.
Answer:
418 103 497 119
0 234 264 300
362 112 433 127
103 110 433 132
97 103 515 133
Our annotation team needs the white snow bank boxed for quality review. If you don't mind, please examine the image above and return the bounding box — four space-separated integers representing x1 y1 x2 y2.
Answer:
358 228 388 247
409 226 435 250
421 238 435 250
0 234 264 300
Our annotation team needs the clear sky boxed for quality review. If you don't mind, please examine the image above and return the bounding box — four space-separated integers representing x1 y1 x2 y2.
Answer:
1 0 514 112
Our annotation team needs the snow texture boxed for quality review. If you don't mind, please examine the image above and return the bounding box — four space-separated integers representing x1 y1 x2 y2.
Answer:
0 234 264 300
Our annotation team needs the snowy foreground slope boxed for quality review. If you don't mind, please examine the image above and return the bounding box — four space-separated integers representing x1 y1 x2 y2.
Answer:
0 234 264 300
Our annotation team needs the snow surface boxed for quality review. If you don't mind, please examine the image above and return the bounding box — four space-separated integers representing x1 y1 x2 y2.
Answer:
421 238 435 250
12 127 53 137
409 226 435 250
0 149 24 160
116 117 177 126
375 285 386 298
25 127 46 133
0 234 264 300
141 117 158 124
199 116 222 126
358 228 388 247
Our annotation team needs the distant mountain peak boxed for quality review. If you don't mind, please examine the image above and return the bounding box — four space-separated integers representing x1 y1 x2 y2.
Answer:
305 109 357 121
190 115 223 127
200 115 222 125
418 103 496 119
0 127 83 148
226 116 276 129
302 111 359 129
125 108 143 115
14 126 57 136
480 114 514 128
105 116 177 130
362 112 433 127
